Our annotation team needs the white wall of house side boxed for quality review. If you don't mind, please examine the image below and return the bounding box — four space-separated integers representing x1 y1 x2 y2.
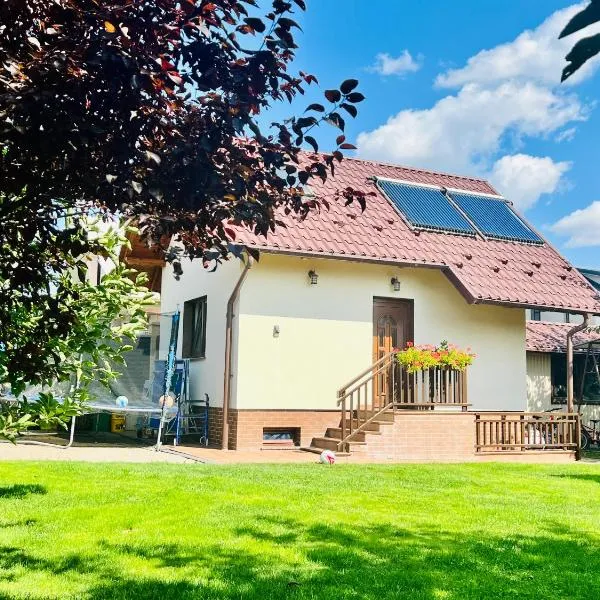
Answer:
235 254 527 412
528 310 568 323
527 309 600 326
526 352 552 412
160 258 245 407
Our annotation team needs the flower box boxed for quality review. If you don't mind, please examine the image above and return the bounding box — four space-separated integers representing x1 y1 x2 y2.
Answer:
396 341 475 373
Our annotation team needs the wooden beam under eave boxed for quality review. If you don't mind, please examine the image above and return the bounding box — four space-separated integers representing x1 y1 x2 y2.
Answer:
125 257 165 268
150 267 162 293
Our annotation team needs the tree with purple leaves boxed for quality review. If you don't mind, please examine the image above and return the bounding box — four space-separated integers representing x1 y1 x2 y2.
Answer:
0 0 366 435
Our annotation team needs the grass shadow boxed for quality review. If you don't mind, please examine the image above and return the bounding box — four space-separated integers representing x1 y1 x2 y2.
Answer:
0 518 36 529
8 516 593 599
552 472 600 485
582 449 600 461
0 484 46 499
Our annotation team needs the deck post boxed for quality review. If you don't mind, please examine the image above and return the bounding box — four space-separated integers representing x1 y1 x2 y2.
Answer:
566 314 590 413
340 392 346 452
575 413 582 461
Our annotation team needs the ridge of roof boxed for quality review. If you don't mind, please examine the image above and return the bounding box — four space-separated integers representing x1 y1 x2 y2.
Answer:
344 155 498 191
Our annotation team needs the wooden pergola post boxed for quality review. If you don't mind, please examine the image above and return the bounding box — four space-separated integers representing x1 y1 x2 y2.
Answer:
567 313 590 413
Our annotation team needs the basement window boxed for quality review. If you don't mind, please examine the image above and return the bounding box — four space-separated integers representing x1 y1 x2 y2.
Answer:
263 428 300 447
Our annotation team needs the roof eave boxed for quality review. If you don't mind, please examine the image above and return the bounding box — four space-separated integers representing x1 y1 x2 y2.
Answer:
248 246 600 315
254 245 449 271
471 298 600 315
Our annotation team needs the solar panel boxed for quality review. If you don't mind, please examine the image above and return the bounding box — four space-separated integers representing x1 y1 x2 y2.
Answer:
377 179 476 235
449 191 543 244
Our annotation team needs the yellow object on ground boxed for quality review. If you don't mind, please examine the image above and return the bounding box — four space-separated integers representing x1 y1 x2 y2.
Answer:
110 414 126 433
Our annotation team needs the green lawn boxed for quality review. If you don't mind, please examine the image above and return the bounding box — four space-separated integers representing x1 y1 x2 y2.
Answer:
1 462 599 599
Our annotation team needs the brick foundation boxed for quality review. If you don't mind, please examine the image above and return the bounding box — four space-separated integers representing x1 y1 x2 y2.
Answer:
363 412 476 461
356 412 575 462
206 408 575 462
208 408 341 450
207 407 238 449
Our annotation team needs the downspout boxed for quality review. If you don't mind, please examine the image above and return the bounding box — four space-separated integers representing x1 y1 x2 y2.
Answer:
222 257 253 449
567 313 590 413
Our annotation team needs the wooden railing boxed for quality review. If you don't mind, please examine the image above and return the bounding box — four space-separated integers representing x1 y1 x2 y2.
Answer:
399 367 468 409
474 412 580 453
336 353 470 452
337 352 398 453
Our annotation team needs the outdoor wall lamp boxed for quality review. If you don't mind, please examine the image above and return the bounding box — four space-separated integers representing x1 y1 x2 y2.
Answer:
391 277 401 292
308 270 319 285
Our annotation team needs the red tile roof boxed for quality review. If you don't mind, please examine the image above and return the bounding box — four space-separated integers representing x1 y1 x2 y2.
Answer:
526 321 600 353
238 156 600 313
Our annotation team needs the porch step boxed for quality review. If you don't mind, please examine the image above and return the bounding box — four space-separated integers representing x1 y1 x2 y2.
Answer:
353 410 395 422
310 436 368 453
341 418 393 431
326 427 382 441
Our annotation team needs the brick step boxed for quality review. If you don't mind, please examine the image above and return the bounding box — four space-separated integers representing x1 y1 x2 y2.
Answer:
341 419 393 431
326 427 382 441
353 410 395 422
310 436 368 452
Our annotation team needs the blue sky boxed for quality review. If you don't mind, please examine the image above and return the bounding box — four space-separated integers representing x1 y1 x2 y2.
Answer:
260 1 600 268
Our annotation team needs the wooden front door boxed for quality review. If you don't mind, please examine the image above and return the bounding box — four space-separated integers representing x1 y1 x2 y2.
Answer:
373 298 414 407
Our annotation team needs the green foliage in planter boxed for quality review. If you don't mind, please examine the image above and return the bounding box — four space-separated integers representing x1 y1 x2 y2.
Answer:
396 341 476 373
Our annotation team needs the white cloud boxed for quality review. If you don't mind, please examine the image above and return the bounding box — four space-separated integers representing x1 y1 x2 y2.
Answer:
356 4 592 211
550 201 600 247
436 3 600 89
356 81 585 174
489 154 571 212
555 127 577 142
368 51 422 77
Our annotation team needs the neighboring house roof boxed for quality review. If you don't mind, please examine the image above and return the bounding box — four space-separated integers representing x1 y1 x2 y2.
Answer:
526 321 600 353
579 268 600 292
238 156 600 314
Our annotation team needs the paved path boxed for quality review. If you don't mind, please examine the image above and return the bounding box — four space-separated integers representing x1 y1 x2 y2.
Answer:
0 443 196 463
0 443 331 464
3 442 596 465
172 446 321 464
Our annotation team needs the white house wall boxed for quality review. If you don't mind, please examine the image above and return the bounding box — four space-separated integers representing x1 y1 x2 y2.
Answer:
526 352 552 411
527 309 600 326
236 254 527 411
160 258 245 407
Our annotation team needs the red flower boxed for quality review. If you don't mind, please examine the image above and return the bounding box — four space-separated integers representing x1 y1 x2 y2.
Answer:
406 341 414 348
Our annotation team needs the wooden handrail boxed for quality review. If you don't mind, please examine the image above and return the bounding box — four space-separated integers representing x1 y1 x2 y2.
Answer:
336 354 471 452
338 359 395 404
337 351 396 404
337 352 399 452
